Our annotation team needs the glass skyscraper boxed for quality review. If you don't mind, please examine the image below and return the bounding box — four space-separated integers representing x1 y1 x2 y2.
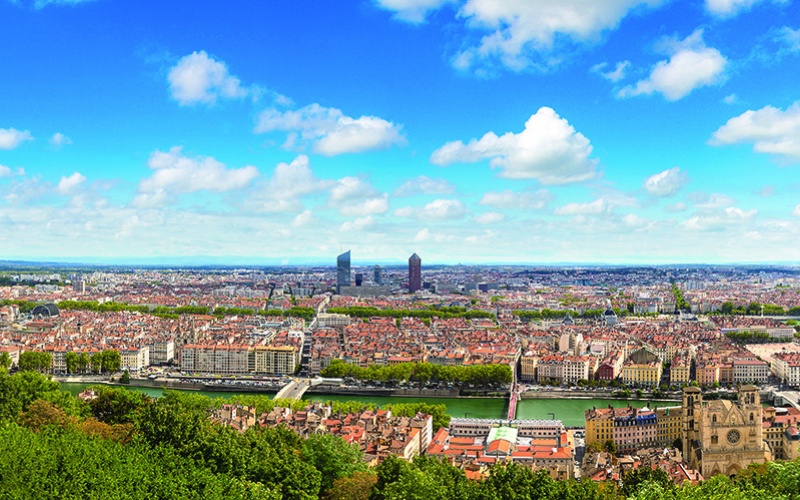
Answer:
337 250 351 293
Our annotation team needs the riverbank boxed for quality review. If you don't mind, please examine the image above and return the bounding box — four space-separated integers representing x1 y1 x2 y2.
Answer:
521 389 681 402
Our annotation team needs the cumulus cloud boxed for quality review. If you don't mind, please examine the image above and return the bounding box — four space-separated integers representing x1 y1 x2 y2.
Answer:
474 212 505 224
393 175 455 197
622 213 650 228
709 102 800 162
327 176 389 216
0 165 15 177
49 132 72 148
690 192 736 209
591 60 631 82
255 103 405 156
643 167 688 197
0 128 33 150
246 155 330 213
134 147 259 207
479 188 552 209
618 30 727 101
168 51 249 106
412 227 455 243
553 198 609 216
341 216 375 232
395 198 466 220
452 0 663 72
373 0 452 23
682 206 757 231
10 0 96 8
705 0 785 17
666 202 687 212
57 172 86 194
292 210 315 228
430 107 598 184
777 26 800 52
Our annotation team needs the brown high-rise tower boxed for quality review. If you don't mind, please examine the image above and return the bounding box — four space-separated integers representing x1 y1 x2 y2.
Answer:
408 253 421 292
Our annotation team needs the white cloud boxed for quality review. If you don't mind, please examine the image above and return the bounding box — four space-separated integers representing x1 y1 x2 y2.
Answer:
247 155 331 213
723 94 738 105
57 172 86 194
709 102 800 162
168 51 248 106
479 188 552 209
10 0 96 8
328 176 389 216
430 107 598 184
777 26 800 52
394 175 455 197
373 0 452 23
255 103 405 156
554 199 608 216
758 185 775 197
643 167 688 197
341 216 375 232
682 206 757 231
0 165 14 177
705 0 784 18
395 198 466 220
623 213 649 227
412 227 455 243
292 210 315 227
0 128 33 150
452 0 663 72
135 147 259 207
592 60 630 82
692 192 736 209
666 202 687 212
793 204 800 217
49 132 72 148
618 30 727 101
474 212 505 224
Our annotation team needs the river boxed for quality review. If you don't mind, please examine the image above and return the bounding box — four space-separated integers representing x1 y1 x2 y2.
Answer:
60 383 676 427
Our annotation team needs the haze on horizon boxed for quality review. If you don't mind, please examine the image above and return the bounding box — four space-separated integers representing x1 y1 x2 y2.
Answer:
1 0 800 265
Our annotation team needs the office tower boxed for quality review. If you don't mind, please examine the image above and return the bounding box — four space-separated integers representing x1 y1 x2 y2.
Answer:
373 265 382 285
355 273 363 286
408 253 421 292
336 250 351 294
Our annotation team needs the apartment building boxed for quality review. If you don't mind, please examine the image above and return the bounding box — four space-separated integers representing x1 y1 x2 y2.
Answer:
120 346 150 372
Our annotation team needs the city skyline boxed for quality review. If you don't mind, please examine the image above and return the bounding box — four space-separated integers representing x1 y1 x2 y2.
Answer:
2 0 800 265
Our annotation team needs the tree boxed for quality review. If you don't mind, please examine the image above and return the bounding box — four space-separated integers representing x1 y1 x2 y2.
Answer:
18 399 77 432
64 352 79 374
88 386 149 425
479 463 555 500
18 352 52 373
302 433 367 494
622 465 674 498
120 370 131 384
325 471 376 500
0 352 11 371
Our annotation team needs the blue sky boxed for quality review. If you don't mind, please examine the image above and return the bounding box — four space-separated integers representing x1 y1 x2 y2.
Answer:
1 0 799 265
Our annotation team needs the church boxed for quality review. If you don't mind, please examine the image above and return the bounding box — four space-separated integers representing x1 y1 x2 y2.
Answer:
682 386 772 477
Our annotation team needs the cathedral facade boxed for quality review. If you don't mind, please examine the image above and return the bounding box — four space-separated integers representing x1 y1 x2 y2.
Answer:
682 386 772 477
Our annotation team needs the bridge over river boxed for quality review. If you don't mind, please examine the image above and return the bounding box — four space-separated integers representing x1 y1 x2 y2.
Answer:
275 377 328 400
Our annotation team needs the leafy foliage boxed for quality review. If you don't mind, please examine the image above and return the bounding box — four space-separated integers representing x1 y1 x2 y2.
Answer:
321 359 511 387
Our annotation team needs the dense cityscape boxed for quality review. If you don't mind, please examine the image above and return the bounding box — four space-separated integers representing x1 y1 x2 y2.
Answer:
1 258 800 497
5 0 800 497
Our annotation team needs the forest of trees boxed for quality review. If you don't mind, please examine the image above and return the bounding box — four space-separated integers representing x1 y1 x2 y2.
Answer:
1 367 800 498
